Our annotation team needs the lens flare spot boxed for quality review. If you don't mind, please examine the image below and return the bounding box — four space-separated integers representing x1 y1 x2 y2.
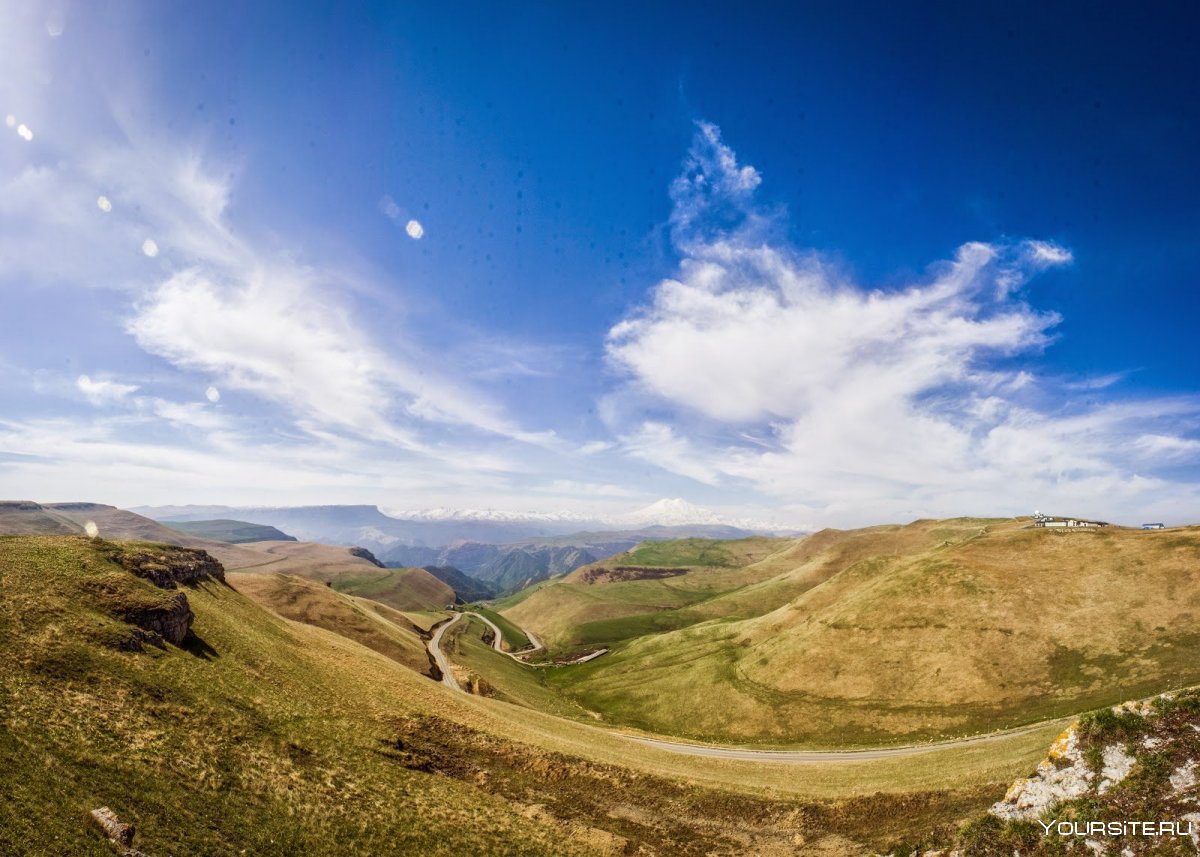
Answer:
378 195 401 220
17 124 33 141
3 115 13 128
141 239 159 257
405 219 424 240
97 195 112 213
205 386 220 403
83 520 99 538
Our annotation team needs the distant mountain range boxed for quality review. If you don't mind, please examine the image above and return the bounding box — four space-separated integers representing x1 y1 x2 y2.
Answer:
162 519 297 544
134 499 803 594
378 498 795 533
135 499 798 545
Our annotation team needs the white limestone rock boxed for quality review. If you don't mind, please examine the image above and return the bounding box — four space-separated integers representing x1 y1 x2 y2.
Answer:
990 726 1094 820
1170 759 1197 794
1097 744 1136 793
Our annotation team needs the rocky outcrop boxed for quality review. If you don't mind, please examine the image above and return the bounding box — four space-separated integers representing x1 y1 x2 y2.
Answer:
962 690 1200 855
108 546 225 588
990 710 1146 821
96 544 225 648
89 806 151 856
120 592 194 647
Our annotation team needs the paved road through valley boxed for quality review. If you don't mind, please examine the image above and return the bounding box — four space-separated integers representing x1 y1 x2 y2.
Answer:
429 612 465 691
470 611 544 659
426 610 1065 762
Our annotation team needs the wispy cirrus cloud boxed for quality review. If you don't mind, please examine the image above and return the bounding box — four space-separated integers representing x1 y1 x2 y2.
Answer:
0 1 554 470
604 122 1200 525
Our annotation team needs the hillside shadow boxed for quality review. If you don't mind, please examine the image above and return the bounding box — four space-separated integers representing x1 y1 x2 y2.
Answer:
181 631 219 660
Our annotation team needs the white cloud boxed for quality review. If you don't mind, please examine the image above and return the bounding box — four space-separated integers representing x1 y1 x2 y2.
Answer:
619 422 721 486
76 374 138 406
1023 239 1074 266
126 267 425 448
603 122 1200 525
148 398 228 431
0 7 553 480
608 240 1058 425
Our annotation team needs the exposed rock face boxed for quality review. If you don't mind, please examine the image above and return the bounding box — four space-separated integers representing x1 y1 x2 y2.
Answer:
122 592 194 647
990 725 1095 820
990 719 1145 821
98 544 225 647
109 546 225 588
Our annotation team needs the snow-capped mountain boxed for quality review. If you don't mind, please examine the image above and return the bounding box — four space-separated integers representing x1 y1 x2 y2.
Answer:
380 506 600 526
612 498 729 528
383 498 798 534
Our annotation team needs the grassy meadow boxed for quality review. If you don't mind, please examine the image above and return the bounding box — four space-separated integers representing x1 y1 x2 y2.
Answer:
500 520 1200 747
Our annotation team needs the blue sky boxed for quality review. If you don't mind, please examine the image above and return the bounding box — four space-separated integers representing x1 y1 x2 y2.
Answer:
2 0 1199 526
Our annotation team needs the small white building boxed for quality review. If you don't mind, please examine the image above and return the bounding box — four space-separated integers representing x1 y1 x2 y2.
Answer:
1141 523 1166 530
1031 512 1108 529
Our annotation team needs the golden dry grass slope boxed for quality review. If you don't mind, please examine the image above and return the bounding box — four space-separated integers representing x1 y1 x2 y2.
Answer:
227 570 442 675
505 519 1200 748
0 533 1061 856
236 539 454 611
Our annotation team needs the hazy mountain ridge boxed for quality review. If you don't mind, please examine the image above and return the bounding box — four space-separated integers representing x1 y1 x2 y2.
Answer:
134 499 800 552
134 501 792 593
162 518 298 544
381 526 762 593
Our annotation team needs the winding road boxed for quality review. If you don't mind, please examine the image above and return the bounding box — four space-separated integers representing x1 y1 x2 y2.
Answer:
470 612 545 659
426 610 1064 763
429 612 465 691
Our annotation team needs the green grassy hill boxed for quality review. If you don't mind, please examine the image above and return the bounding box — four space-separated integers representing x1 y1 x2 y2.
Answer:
0 532 1080 855
502 520 1200 747
0 535 591 856
500 536 790 652
469 605 531 651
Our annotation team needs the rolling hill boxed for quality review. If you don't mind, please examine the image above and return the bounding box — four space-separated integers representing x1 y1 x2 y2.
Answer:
233 540 455 612
0 531 1061 856
227 570 441 675
0 501 277 570
502 519 1200 747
